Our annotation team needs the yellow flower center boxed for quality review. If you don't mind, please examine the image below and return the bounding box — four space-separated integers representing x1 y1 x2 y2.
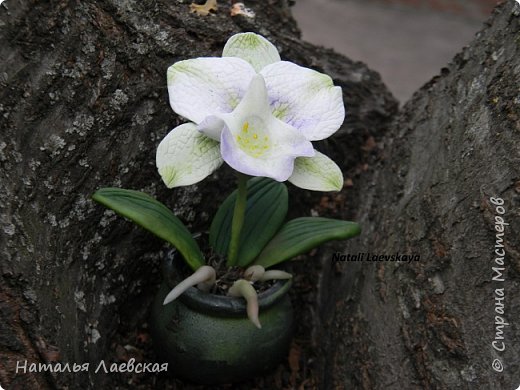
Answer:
236 118 270 158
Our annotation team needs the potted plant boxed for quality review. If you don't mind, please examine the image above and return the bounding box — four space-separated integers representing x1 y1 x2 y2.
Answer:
92 32 360 384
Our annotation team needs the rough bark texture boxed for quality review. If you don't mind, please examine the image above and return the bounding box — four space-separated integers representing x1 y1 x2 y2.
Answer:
319 2 520 389
0 1 396 389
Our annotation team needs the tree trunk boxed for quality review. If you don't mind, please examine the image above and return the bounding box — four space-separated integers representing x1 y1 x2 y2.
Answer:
0 1 396 389
319 2 520 389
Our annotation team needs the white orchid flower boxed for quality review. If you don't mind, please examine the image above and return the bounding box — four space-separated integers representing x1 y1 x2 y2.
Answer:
156 32 345 191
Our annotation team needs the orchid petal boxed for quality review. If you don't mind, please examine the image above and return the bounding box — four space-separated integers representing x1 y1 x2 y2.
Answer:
167 57 256 124
261 61 344 141
223 32 281 72
156 123 223 188
288 151 344 191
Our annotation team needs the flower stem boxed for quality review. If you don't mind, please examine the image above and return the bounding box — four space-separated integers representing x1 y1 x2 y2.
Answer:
227 173 248 267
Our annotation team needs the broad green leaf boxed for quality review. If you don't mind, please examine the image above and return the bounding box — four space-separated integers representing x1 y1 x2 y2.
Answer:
253 217 361 268
209 177 288 266
92 188 204 271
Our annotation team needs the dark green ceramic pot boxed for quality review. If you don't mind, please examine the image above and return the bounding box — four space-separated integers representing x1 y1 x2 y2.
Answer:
150 256 294 384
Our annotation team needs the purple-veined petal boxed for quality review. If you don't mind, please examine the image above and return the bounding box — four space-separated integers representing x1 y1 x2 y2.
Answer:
261 61 345 141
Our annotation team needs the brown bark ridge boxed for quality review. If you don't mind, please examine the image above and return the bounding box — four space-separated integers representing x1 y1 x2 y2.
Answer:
0 0 396 388
318 2 520 389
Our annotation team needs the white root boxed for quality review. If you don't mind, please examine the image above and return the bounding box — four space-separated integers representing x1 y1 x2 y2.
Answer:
163 265 216 305
244 265 265 281
259 270 292 282
228 279 261 329
244 265 292 282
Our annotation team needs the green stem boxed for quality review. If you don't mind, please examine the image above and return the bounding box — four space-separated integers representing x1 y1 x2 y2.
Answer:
227 173 248 267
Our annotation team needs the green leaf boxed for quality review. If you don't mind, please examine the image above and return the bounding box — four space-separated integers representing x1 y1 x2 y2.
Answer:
209 177 288 267
253 217 361 268
92 188 204 271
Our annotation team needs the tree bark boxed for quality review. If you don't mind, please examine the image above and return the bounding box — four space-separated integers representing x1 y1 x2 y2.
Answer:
319 2 520 389
0 1 396 389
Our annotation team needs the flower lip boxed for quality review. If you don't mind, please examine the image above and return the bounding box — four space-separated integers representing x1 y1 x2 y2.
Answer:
234 116 271 158
206 74 315 181
220 123 314 182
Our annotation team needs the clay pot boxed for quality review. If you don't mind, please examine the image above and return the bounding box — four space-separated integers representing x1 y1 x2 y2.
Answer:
150 256 293 384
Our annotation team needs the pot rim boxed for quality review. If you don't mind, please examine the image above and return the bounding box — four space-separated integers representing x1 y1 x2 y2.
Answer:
163 253 292 316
